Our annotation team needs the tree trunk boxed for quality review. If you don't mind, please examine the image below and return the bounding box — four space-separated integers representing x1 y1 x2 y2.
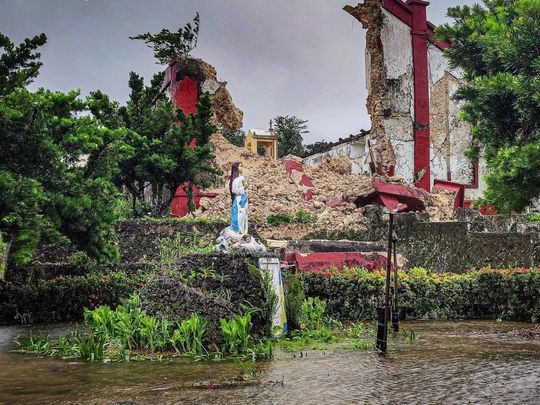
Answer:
2 234 14 281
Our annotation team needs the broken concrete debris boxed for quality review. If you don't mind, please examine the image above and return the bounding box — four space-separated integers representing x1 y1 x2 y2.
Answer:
196 134 456 240
163 56 243 131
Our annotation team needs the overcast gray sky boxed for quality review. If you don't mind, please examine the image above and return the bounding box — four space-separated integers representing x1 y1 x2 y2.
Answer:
0 0 477 143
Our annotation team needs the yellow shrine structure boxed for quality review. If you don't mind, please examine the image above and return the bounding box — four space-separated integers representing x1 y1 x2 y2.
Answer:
245 120 278 160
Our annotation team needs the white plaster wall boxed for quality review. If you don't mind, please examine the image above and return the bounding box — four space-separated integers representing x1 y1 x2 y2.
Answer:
380 8 415 183
361 9 487 197
465 157 488 201
427 43 449 95
365 48 371 92
303 138 369 175
381 9 413 80
427 43 450 187
430 144 448 184
390 139 415 182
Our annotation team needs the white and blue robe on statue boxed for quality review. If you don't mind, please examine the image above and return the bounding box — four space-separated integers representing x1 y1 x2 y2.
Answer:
230 176 248 235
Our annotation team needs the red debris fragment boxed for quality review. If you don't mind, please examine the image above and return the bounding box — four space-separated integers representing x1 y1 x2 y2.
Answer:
284 159 315 201
356 181 429 212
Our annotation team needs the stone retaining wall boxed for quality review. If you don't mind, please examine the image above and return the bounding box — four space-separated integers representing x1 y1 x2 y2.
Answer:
117 219 228 263
395 213 540 273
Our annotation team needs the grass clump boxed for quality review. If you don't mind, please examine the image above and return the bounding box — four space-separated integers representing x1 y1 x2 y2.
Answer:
278 293 374 352
265 211 318 226
266 214 293 226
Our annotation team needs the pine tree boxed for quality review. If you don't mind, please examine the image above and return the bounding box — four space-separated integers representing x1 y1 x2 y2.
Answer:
130 13 200 64
0 33 127 266
437 1 540 212
273 115 309 158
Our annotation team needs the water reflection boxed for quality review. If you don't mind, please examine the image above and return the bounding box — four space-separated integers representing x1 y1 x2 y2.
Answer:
1 321 539 404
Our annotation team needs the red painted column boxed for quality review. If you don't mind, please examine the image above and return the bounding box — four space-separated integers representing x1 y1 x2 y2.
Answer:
170 75 201 217
408 0 431 191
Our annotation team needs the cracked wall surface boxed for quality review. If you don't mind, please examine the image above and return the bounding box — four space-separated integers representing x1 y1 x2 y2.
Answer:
346 1 485 197
303 136 370 174
345 0 396 177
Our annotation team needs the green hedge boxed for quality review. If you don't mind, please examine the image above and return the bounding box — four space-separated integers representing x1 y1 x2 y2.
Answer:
295 267 540 322
0 272 149 323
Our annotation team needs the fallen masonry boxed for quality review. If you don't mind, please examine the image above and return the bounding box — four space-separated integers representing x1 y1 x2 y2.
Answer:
196 134 458 240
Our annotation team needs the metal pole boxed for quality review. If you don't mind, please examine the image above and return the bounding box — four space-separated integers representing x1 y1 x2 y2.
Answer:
392 233 399 332
376 211 394 352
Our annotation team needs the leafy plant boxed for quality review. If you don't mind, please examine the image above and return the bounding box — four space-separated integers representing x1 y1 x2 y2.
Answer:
176 313 207 356
294 210 317 224
220 311 253 355
0 33 123 266
436 2 540 212
525 213 540 224
284 274 305 330
130 12 200 64
149 233 215 277
248 340 273 361
246 261 277 337
65 252 98 274
16 332 52 356
273 115 309 158
14 311 33 325
345 322 369 339
266 214 293 226
296 267 540 322
301 297 327 331
266 211 317 226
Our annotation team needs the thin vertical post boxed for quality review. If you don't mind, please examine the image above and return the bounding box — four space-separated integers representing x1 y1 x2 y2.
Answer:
376 211 394 352
392 233 399 332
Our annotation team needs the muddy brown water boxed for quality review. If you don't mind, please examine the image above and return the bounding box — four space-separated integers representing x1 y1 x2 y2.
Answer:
1 320 539 404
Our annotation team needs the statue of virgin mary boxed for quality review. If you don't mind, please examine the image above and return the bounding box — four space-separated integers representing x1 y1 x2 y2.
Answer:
229 161 248 235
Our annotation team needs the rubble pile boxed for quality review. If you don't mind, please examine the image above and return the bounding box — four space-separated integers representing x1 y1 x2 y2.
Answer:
424 188 457 222
197 134 455 239
198 135 362 239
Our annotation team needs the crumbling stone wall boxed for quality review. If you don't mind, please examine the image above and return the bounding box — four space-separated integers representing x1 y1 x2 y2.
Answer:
345 1 397 177
5 220 228 282
394 213 540 273
345 1 486 198
117 219 228 263
163 57 243 131
140 252 276 342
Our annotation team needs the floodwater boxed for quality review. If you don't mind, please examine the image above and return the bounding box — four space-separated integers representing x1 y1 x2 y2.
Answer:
1 320 539 404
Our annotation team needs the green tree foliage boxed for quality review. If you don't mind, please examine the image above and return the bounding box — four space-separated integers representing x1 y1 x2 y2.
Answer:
108 71 217 217
437 1 540 212
0 32 46 95
273 115 309 158
303 140 333 157
221 128 245 147
0 33 126 266
130 13 200 64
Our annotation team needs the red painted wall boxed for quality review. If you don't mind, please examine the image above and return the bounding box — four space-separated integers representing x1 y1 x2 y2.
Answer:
169 74 201 217
175 77 198 115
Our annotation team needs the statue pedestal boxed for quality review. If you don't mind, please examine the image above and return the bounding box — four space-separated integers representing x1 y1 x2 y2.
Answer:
214 227 267 253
